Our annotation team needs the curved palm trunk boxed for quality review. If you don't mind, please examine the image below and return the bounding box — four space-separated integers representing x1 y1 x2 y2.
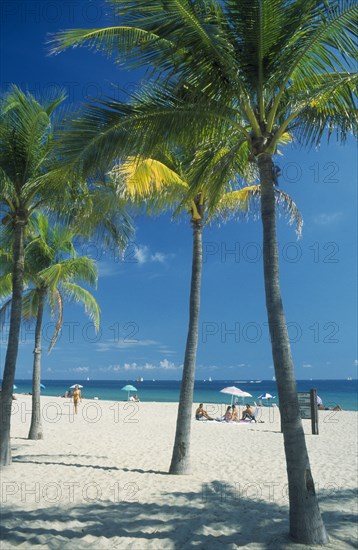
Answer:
28 289 46 440
169 217 203 474
259 153 328 544
0 219 25 466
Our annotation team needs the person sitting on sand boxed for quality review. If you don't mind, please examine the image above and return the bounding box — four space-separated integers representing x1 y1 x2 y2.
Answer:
129 394 140 402
241 404 255 421
231 405 239 422
318 403 342 411
195 403 213 420
316 395 342 410
223 406 233 422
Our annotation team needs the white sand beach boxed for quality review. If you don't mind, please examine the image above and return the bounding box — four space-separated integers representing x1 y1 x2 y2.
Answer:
1 396 357 549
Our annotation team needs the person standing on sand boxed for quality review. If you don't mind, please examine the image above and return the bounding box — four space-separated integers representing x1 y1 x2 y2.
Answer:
73 385 82 414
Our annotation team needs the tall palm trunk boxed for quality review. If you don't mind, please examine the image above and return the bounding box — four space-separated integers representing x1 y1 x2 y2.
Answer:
28 289 46 440
258 153 328 544
0 218 26 466
169 215 203 474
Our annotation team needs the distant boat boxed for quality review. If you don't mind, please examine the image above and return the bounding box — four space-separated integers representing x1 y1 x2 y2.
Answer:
208 377 212 382
272 376 276 381
347 377 352 381
86 377 90 381
249 380 262 383
136 377 144 382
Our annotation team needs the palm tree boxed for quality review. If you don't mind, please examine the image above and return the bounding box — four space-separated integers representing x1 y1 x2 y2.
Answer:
51 1 357 542
112 145 301 475
0 86 133 465
0 85 68 465
0 213 100 439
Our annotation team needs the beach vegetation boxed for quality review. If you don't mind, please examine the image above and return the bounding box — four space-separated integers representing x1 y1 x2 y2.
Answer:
50 0 358 543
0 86 67 465
0 213 100 440
112 147 301 475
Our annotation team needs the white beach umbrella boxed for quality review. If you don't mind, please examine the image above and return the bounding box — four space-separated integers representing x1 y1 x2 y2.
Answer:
70 384 83 389
220 386 252 405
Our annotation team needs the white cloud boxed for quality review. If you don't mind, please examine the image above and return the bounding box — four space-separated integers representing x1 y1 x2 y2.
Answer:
151 252 166 263
96 339 159 352
159 359 178 370
353 359 358 366
134 245 170 265
303 363 313 368
71 367 89 373
99 360 180 372
97 261 122 278
312 212 343 225
134 245 148 265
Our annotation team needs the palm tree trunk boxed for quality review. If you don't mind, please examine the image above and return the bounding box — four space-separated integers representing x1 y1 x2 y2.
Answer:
28 289 46 440
169 217 203 474
258 153 328 544
0 218 26 466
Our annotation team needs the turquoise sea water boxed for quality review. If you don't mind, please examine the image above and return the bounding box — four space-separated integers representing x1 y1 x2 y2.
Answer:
10 379 358 411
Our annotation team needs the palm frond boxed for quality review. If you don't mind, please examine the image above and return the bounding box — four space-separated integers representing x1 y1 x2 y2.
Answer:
49 2 251 106
0 297 12 328
287 72 358 145
267 0 358 129
60 282 100 332
36 257 98 290
63 180 134 251
0 272 13 300
0 85 70 216
275 188 303 238
21 289 40 321
57 83 242 180
115 157 188 196
210 185 261 222
47 288 63 352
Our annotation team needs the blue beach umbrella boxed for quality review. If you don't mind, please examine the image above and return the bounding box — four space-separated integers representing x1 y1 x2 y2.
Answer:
40 384 46 390
121 384 137 401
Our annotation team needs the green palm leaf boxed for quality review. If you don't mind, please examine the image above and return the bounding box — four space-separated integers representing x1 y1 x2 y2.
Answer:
60 282 100 332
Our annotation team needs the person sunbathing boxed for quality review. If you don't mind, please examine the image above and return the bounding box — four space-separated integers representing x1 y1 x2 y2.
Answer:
223 406 233 422
318 404 342 411
195 404 213 420
241 404 255 420
231 405 239 422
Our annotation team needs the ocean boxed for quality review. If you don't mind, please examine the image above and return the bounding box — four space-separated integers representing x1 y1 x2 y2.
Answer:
11 378 358 411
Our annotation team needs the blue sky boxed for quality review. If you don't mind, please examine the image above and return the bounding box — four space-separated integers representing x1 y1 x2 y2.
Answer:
0 0 357 381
